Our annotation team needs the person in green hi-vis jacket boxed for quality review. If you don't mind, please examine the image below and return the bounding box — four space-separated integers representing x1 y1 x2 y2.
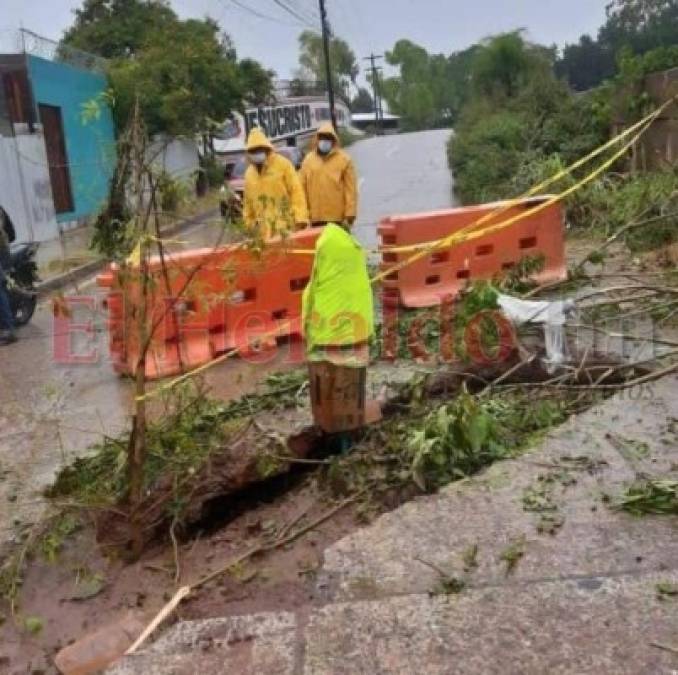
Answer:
302 222 376 438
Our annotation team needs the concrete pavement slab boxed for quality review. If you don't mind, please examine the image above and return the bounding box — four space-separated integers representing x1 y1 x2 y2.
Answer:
304 572 678 675
108 612 300 675
319 376 678 601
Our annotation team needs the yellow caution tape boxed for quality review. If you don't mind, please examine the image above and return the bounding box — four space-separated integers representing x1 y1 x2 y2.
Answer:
380 97 675 256
135 98 671 401
370 108 661 285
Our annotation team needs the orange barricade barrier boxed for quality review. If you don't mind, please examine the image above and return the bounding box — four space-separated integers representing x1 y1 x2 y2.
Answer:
378 196 567 308
97 228 320 379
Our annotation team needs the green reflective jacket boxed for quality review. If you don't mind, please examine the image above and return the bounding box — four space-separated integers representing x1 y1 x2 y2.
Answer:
302 223 374 351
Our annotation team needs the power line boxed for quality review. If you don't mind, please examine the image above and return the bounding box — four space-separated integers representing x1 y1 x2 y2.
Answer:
270 0 319 27
287 0 321 21
221 0 307 28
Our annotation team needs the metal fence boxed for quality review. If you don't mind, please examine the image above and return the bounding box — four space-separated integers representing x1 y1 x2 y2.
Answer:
274 79 350 105
0 29 107 74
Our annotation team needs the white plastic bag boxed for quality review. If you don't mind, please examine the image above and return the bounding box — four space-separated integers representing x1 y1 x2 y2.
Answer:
497 294 576 370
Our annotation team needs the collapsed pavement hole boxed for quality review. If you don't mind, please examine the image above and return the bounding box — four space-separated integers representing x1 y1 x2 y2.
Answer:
195 466 312 538
179 430 356 539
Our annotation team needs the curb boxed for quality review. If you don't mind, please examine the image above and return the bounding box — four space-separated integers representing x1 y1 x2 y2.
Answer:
36 208 220 297
37 258 104 296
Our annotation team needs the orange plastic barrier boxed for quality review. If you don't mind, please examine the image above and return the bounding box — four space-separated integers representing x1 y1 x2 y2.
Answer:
97 228 320 379
378 196 567 308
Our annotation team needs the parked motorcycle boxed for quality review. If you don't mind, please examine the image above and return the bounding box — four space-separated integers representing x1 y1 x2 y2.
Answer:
7 242 39 326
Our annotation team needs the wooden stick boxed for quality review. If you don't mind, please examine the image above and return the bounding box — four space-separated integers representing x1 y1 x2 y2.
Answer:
125 586 191 655
650 641 678 656
519 360 678 391
124 491 364 656
414 556 453 580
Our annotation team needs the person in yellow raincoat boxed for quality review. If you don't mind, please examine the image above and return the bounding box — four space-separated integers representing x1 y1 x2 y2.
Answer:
299 122 358 228
243 127 309 239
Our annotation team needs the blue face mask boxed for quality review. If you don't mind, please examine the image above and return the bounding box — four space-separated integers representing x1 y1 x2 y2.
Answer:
318 139 333 155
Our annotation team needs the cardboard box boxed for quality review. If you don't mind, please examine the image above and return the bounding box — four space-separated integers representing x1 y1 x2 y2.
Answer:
308 362 367 433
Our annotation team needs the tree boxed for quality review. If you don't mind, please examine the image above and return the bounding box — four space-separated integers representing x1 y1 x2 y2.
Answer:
62 0 176 58
381 40 445 130
380 40 478 131
449 31 608 204
555 35 616 91
297 30 358 100
471 31 551 100
351 87 373 113
239 58 275 106
556 0 678 90
108 18 244 137
63 0 274 137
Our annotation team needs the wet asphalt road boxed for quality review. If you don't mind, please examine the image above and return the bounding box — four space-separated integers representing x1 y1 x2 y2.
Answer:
350 129 455 250
0 130 455 546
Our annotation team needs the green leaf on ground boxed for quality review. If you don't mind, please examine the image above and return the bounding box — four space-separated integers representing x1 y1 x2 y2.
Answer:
656 581 678 600
69 573 106 601
24 616 44 635
500 536 526 575
613 480 678 516
434 576 467 596
461 543 479 573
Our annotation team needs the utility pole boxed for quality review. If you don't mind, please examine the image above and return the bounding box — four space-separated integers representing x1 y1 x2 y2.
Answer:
363 53 383 135
318 0 337 131
374 67 385 130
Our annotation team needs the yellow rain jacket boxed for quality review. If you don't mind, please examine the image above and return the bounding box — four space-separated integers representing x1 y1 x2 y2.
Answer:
243 128 309 239
300 123 358 224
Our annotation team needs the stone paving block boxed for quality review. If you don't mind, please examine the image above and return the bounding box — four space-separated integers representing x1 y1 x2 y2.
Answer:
320 378 678 601
108 612 299 675
304 571 678 675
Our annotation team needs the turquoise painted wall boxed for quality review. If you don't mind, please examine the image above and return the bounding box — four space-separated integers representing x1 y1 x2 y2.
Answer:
27 55 116 224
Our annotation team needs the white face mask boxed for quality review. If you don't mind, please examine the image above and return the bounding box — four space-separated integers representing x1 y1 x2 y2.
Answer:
317 139 333 155
249 151 267 165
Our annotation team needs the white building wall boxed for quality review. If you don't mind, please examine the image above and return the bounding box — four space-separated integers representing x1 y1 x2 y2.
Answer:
148 136 200 184
0 129 58 242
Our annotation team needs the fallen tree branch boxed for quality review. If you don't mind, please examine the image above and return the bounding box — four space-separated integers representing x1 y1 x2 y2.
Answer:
571 211 678 276
566 324 678 349
480 354 537 396
510 360 678 391
125 489 366 656
576 285 678 303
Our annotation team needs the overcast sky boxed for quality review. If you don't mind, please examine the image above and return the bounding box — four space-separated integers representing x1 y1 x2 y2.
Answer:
2 0 609 84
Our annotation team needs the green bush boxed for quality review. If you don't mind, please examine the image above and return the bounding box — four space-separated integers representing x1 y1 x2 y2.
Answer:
448 82 607 205
447 33 608 206
510 154 678 251
448 109 528 203
586 169 678 251
337 127 363 147
201 157 226 188
157 172 190 212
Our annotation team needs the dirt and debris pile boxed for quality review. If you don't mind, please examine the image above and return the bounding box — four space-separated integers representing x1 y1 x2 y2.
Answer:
41 275 673 556
46 371 314 550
